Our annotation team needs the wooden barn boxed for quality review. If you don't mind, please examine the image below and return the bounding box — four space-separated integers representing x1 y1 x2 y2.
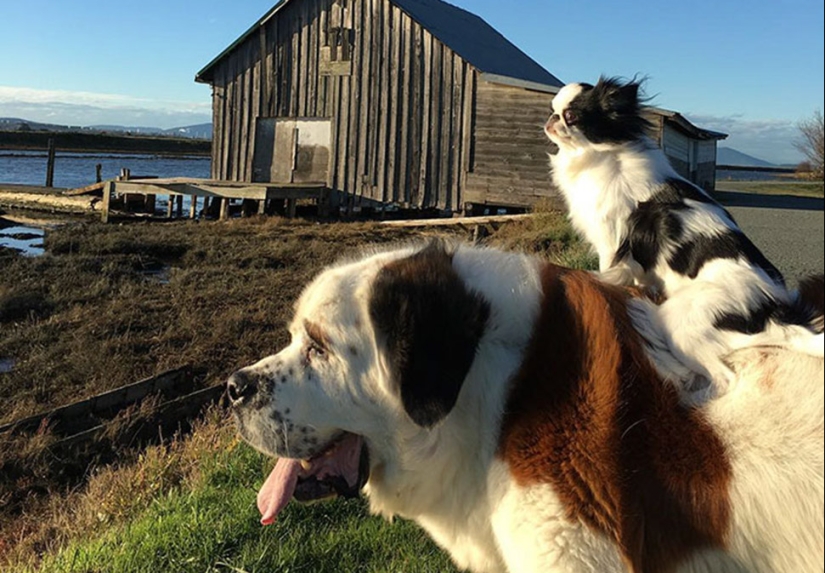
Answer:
652 108 727 192
195 0 726 215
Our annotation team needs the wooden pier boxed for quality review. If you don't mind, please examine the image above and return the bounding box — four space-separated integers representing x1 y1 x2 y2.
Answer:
99 177 331 223
1 178 332 221
0 183 97 213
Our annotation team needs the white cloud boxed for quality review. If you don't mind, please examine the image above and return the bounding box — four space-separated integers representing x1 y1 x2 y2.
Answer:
685 113 805 166
0 86 211 129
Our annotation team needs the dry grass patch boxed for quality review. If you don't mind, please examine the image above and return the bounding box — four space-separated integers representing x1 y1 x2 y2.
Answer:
2 407 235 569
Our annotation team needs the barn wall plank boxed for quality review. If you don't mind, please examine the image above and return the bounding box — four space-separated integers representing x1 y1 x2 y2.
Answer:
467 80 558 206
209 0 555 211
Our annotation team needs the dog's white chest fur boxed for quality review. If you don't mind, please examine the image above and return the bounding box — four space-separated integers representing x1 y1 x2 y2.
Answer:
552 143 668 272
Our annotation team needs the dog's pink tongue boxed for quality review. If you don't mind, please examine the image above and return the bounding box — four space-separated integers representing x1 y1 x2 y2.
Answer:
257 458 301 526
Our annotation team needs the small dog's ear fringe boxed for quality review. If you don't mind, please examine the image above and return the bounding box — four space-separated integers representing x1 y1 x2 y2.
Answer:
594 75 654 106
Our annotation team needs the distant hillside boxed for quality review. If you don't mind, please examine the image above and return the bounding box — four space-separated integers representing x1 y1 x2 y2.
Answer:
717 147 775 167
0 130 210 156
89 123 213 140
163 124 212 139
0 117 80 132
0 117 212 140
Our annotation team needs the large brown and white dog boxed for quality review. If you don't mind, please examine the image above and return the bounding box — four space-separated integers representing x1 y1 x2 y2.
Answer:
227 242 824 573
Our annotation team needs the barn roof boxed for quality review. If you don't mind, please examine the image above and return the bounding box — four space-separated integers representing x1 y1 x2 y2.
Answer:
652 107 728 141
391 0 562 87
196 0 563 88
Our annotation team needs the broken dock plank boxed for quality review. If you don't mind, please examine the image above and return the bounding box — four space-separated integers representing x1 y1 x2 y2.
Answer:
53 384 225 449
64 180 107 196
0 184 98 213
378 213 533 228
0 366 193 436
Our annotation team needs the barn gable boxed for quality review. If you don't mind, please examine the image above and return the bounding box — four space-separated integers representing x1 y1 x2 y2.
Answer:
195 0 725 216
197 0 561 89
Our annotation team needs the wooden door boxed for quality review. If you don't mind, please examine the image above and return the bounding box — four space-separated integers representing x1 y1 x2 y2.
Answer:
253 118 331 185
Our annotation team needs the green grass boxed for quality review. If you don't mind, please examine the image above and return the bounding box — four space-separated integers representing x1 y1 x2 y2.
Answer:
42 498 455 573
715 179 824 198
9 412 458 573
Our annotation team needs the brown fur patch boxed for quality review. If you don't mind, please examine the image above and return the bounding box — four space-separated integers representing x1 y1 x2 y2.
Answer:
499 265 732 573
304 320 332 351
369 242 490 427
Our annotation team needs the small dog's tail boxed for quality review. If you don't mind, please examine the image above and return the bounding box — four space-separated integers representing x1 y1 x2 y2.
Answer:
782 275 825 358
796 274 824 332
725 275 825 359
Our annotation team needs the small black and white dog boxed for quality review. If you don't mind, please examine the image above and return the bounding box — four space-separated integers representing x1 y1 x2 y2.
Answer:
544 76 823 387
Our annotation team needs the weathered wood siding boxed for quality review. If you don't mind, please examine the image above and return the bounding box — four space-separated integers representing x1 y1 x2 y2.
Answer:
662 124 719 191
465 80 558 208
695 140 718 191
662 124 692 179
208 0 475 210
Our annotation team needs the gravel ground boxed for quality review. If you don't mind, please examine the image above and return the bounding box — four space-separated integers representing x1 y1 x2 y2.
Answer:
715 190 824 284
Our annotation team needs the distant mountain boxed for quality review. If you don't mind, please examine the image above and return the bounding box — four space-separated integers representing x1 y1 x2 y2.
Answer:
88 123 213 139
0 117 212 140
88 124 167 135
164 124 213 139
717 147 776 167
0 117 82 132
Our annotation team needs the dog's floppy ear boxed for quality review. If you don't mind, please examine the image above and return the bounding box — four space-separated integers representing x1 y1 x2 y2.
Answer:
368 242 490 428
595 76 640 113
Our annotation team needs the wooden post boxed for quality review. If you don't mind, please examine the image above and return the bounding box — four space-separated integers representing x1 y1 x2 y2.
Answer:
189 196 199 219
220 198 230 221
101 181 113 223
286 198 297 219
45 138 56 187
176 195 184 218
145 194 156 215
257 199 266 215
318 189 335 218
167 195 175 218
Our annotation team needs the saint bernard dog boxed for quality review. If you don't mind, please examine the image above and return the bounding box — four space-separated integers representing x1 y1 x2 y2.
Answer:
227 241 824 573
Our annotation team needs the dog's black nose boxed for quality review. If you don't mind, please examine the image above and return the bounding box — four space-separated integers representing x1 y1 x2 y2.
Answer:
227 370 258 405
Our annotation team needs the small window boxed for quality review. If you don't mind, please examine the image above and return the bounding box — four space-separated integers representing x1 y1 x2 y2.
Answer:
321 0 353 76
327 27 353 62
321 27 354 76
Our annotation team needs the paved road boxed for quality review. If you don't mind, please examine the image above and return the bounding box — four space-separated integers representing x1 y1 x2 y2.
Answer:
715 191 824 285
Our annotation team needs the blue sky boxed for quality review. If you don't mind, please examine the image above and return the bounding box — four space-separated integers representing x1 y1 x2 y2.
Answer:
1 0 822 164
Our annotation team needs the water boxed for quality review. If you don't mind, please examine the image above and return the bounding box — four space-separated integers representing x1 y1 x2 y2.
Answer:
0 150 211 190
0 358 14 374
0 224 45 256
716 169 791 182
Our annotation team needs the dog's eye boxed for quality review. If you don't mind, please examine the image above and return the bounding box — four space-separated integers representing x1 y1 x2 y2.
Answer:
307 341 326 360
563 109 578 126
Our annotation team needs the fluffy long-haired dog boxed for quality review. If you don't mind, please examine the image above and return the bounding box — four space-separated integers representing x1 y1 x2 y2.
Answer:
544 76 823 387
228 242 824 573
